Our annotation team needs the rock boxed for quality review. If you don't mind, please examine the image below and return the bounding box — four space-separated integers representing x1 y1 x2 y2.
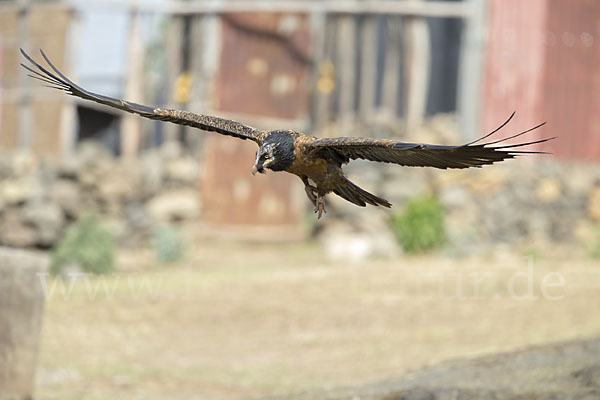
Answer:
574 219 597 246
97 165 139 202
139 151 164 197
320 218 400 262
10 151 39 177
382 167 430 205
56 156 80 179
0 211 38 248
74 141 114 187
147 189 200 222
565 165 595 196
165 157 199 184
22 201 66 247
439 185 472 209
275 339 600 400
572 365 600 388
0 247 48 400
0 177 35 206
51 179 83 218
587 186 600 223
466 167 508 195
77 140 114 166
160 140 183 160
536 178 562 203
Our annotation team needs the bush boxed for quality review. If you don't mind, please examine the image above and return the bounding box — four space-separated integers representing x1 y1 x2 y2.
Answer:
50 215 116 275
151 225 186 264
391 195 446 254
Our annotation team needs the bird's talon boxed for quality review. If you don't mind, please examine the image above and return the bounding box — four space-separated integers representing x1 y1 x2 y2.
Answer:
315 197 326 219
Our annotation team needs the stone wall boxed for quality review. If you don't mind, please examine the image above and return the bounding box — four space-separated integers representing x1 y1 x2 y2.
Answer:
0 141 201 249
1 116 599 256
316 115 600 258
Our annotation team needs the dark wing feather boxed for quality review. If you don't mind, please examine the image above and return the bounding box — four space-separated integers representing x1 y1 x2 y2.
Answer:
21 49 267 145
306 114 554 169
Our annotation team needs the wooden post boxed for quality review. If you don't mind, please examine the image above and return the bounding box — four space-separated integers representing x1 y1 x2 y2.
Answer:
358 14 377 121
336 14 357 127
17 0 31 151
403 0 431 131
381 16 401 119
311 13 334 132
60 7 79 159
187 13 220 156
0 34 3 134
121 7 144 160
0 248 47 400
458 0 488 140
164 15 184 144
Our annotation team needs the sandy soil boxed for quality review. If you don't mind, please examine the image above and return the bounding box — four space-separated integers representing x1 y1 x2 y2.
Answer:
34 241 600 400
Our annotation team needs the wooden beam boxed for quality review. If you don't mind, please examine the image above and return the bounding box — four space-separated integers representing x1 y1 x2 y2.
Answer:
17 0 31 150
403 0 431 131
309 11 330 132
336 15 357 122
187 14 221 155
163 15 184 143
458 0 488 140
121 9 144 160
4 1 472 19
0 35 3 135
381 17 402 118
358 15 377 120
59 7 79 159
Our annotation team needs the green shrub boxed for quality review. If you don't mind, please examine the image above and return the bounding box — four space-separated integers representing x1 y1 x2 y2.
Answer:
390 195 446 254
151 225 186 264
51 215 116 275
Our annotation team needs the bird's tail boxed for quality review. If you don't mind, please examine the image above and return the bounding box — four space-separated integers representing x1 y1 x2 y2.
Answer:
333 178 392 208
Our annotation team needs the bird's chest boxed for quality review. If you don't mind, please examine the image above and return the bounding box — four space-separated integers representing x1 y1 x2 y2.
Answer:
287 148 343 191
287 157 328 178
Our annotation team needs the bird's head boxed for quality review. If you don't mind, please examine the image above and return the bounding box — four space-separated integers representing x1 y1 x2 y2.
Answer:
252 131 295 175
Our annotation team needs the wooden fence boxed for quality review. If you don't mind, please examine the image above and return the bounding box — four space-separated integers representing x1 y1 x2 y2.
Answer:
1 0 487 159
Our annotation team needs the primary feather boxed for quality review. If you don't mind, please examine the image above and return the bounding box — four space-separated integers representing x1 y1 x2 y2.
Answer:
306 113 553 169
20 49 267 144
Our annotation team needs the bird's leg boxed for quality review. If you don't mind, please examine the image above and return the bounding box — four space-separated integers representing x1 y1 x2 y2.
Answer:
315 196 326 219
301 176 318 207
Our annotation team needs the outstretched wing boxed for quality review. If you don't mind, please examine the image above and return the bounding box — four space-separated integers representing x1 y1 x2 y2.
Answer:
306 113 554 169
20 49 267 145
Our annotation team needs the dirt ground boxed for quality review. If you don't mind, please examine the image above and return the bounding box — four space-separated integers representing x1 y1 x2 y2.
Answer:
34 241 600 400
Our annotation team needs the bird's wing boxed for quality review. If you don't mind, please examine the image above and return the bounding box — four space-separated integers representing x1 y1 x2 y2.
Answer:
305 113 554 169
20 49 267 145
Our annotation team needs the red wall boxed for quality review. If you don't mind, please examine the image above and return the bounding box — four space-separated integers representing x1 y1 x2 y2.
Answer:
201 13 311 229
482 0 600 161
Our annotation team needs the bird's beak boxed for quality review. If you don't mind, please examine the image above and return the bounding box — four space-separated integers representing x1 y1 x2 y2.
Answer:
252 152 264 175
252 164 265 175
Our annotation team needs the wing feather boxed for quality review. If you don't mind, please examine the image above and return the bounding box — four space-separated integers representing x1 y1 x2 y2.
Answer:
21 49 267 145
306 118 553 169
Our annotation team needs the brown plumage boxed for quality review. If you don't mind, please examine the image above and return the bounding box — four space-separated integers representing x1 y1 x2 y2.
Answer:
21 49 554 219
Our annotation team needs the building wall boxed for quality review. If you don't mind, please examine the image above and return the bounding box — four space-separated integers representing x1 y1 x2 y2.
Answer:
483 0 600 161
481 0 548 148
542 0 600 160
201 13 311 229
0 5 70 159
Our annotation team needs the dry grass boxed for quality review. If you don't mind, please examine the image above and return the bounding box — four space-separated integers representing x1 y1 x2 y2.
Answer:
35 241 600 400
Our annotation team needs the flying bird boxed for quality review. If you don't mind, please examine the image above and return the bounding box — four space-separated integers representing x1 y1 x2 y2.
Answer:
21 49 553 218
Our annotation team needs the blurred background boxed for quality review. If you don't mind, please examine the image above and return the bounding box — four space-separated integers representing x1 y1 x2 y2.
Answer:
1 0 600 399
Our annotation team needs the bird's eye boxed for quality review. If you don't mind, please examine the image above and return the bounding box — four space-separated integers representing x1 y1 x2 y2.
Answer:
263 154 270 159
